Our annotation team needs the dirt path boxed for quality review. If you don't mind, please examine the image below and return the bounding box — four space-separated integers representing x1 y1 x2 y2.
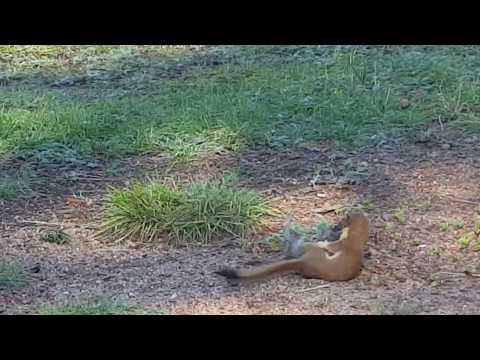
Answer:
2 138 480 314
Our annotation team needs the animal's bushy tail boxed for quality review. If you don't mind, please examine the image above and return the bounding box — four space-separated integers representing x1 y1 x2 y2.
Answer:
215 259 303 280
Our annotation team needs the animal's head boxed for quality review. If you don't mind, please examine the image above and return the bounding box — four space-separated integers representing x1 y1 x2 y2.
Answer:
337 208 370 250
340 208 369 228
283 226 304 242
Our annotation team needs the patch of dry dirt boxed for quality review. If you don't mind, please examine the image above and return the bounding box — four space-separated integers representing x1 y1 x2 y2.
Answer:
2 139 480 315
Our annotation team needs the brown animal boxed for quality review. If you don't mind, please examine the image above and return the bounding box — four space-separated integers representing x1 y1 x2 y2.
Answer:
215 208 369 282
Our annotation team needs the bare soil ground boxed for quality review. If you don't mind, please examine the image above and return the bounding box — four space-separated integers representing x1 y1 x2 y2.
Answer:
2 135 480 314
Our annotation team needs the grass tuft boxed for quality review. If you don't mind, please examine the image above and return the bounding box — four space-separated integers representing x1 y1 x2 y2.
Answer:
40 229 71 245
38 299 165 315
0 259 29 290
3 46 480 164
0 168 32 201
98 180 276 244
458 232 476 250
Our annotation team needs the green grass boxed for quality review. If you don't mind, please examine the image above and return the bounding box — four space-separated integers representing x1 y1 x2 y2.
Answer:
0 176 23 200
370 299 421 315
0 259 29 290
360 199 375 211
457 231 476 249
473 222 480 236
2 46 480 165
428 247 442 258
439 222 451 232
98 180 276 244
0 45 190 87
384 222 395 232
393 208 407 225
0 168 32 201
40 229 71 245
39 299 165 315
415 199 433 212
439 218 465 232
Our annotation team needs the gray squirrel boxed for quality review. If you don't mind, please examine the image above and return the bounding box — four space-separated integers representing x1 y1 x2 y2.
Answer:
282 217 342 259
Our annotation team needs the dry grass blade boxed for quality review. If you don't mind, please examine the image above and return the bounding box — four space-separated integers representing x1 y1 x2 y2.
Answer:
297 284 330 292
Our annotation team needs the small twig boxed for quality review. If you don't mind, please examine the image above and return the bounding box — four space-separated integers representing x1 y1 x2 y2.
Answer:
464 271 480 278
431 271 480 279
365 245 405 261
438 194 479 206
438 116 444 132
13 219 64 227
315 205 344 214
1 222 24 227
92 248 133 252
75 173 116 179
70 176 117 182
82 225 100 230
297 284 330 292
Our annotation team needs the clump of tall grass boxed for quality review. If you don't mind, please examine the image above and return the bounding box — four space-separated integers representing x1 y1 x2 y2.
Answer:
98 180 276 245
38 299 164 315
0 259 29 290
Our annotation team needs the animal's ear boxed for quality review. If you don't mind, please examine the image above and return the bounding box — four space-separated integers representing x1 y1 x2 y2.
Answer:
283 214 294 228
339 227 350 240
